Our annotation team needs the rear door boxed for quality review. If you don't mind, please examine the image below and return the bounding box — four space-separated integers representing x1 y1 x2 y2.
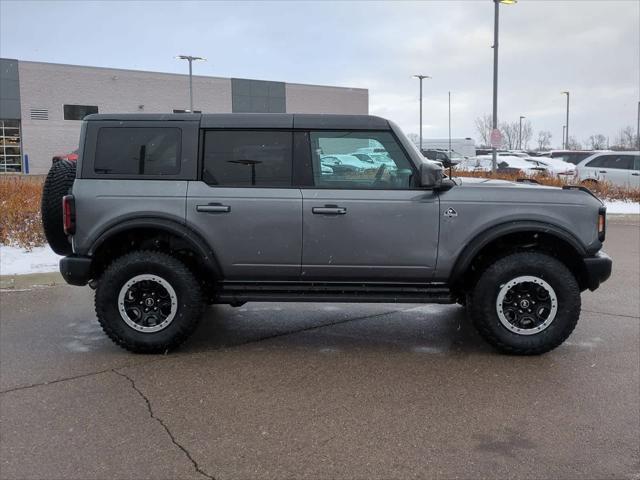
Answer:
301 130 439 281
186 130 302 280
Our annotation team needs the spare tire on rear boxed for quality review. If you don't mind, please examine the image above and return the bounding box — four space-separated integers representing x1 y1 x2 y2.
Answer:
41 159 76 255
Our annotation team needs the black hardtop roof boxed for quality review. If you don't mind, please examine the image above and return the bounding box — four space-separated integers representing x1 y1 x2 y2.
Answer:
83 113 390 130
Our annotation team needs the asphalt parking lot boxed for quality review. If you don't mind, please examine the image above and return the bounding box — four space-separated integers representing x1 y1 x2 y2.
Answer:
1 217 638 480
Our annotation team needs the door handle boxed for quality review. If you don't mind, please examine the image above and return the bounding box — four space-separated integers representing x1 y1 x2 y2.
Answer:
196 204 231 213
312 206 347 215
598 170 607 173
632 173 639 176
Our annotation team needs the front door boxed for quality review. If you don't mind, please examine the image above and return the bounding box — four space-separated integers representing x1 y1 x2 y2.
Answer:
301 130 439 281
187 130 301 280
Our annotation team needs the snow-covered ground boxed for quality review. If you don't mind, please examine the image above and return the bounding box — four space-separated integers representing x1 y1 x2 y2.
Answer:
0 201 638 276
604 201 640 215
1 245 62 276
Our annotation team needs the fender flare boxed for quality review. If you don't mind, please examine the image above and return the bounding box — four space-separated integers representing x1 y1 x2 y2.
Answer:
449 220 587 285
87 215 222 277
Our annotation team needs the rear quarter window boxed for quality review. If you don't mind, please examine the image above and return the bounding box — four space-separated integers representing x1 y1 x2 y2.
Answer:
94 127 181 175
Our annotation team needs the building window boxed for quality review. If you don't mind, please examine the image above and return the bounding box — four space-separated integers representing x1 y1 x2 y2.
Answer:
0 120 22 173
64 105 99 121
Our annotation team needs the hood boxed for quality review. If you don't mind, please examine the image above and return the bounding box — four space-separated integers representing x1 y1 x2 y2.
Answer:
447 176 603 207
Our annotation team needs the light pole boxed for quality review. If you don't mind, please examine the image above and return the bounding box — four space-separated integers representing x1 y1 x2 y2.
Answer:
413 74 431 151
518 115 526 149
562 125 566 149
491 0 517 172
636 101 639 151
561 91 570 149
448 91 452 155
176 55 206 111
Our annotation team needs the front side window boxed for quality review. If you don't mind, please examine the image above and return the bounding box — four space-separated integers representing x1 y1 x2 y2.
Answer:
64 105 99 121
203 130 292 187
94 127 181 175
310 131 414 189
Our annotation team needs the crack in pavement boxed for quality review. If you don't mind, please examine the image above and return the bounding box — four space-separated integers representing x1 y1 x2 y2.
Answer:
581 309 640 319
0 306 415 395
112 369 216 480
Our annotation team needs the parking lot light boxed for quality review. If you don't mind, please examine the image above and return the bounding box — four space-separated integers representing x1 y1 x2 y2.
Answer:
491 0 517 172
519 115 526 149
175 55 206 111
413 75 432 151
561 91 570 149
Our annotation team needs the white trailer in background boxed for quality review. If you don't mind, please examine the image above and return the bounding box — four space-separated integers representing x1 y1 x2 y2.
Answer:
420 138 476 158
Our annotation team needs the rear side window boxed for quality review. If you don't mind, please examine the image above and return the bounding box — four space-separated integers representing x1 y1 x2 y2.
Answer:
94 127 181 175
203 130 292 187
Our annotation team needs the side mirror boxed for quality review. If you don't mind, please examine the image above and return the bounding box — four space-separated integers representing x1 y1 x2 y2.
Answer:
419 161 444 188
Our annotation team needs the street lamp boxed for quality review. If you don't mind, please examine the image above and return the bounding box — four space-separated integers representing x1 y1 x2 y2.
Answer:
413 74 431 151
561 91 570 149
491 0 517 172
176 55 206 111
518 115 526 150
562 125 566 149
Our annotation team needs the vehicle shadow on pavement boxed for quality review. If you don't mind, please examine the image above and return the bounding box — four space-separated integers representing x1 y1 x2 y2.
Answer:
178 303 493 356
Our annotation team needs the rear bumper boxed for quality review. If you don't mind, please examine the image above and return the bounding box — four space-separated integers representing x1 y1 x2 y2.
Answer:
583 251 612 291
59 255 92 286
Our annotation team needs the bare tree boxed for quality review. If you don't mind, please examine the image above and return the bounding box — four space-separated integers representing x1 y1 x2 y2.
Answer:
406 133 420 146
588 134 607 150
537 130 552 151
521 120 533 149
566 136 582 150
474 114 493 147
613 126 637 150
499 121 519 149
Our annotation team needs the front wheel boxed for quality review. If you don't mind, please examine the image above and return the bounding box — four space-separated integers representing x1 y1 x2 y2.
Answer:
468 251 580 355
95 251 204 353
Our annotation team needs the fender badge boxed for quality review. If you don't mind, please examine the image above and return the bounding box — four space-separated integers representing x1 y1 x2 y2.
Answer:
444 207 458 218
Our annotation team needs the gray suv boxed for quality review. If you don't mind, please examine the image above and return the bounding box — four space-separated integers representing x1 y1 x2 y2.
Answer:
42 113 612 355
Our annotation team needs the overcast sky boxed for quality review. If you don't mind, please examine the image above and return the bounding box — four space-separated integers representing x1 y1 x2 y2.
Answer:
1 0 638 147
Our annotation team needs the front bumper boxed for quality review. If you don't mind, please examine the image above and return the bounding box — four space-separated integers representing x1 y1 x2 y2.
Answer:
60 255 92 286
583 251 612 291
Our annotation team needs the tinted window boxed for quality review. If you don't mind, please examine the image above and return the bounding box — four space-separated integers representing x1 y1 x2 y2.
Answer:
64 104 98 120
587 154 633 170
94 127 181 175
310 131 414 189
203 131 292 187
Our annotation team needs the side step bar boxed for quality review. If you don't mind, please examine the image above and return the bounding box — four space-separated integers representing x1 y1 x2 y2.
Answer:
214 281 455 304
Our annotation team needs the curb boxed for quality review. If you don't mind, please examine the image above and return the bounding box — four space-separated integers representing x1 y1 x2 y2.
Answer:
0 272 65 290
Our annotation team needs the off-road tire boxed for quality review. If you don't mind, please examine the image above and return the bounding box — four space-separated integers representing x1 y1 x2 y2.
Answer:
95 251 204 354
41 159 76 255
468 251 580 355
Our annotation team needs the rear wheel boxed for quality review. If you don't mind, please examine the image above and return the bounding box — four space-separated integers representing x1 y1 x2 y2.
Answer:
468 251 580 355
95 251 204 353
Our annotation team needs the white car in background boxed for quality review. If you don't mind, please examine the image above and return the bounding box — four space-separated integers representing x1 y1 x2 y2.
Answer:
320 154 378 174
575 151 640 188
505 151 575 178
457 155 548 175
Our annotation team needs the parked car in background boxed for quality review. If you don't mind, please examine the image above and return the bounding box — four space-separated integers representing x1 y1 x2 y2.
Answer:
351 152 396 167
539 150 599 165
421 149 462 168
457 155 549 175
504 151 576 178
52 149 79 163
420 138 476 158
320 154 378 174
575 151 640 188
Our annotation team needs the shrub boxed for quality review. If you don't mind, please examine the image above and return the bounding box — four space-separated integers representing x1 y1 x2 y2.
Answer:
0 175 45 250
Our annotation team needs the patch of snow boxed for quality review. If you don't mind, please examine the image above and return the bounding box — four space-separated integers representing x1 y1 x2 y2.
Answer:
604 201 640 214
0 244 62 275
